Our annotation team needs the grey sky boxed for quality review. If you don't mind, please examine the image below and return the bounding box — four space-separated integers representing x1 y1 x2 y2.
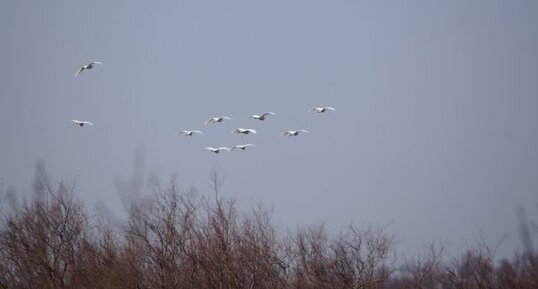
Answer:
1 0 537 259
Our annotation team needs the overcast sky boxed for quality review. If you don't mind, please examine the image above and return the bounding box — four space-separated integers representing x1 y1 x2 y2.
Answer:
1 0 537 259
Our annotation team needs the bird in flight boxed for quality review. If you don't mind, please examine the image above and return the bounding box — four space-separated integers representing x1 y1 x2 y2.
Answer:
71 120 94 127
231 128 257 135
205 116 231 126
281 129 309 136
205 147 230 154
248 112 276 121
74 62 103 77
231 144 256 151
309 106 335 113
176 130 203 136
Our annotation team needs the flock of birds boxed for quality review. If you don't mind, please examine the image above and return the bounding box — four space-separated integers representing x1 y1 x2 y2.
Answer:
71 61 336 154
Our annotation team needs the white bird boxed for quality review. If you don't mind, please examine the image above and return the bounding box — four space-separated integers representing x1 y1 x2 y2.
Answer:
74 62 103 77
281 129 309 136
176 130 203 136
204 147 230 154
231 144 256 151
71 120 94 127
231 128 257 135
248 112 276 121
309 106 335 113
205 116 231 126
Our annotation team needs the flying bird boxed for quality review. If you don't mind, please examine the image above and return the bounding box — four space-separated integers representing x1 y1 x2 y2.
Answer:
281 130 309 136
309 106 335 113
71 120 94 127
176 130 203 136
248 112 276 121
231 144 256 151
205 116 231 126
204 147 230 154
74 62 103 77
231 128 257 135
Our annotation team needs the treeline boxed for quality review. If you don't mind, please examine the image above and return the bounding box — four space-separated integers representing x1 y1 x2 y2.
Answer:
0 168 537 289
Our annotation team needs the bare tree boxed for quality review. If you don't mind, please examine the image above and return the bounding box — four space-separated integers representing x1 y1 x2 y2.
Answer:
2 165 538 289
398 242 444 289
0 164 88 289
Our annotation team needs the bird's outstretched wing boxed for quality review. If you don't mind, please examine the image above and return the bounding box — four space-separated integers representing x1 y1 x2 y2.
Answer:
74 67 85 77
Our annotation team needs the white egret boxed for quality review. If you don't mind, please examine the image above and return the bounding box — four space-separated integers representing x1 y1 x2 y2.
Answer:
231 128 257 135
176 130 203 136
204 147 230 154
281 130 309 136
205 116 231 126
75 62 103 77
71 120 94 127
248 112 275 121
231 144 256 151
309 106 335 113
